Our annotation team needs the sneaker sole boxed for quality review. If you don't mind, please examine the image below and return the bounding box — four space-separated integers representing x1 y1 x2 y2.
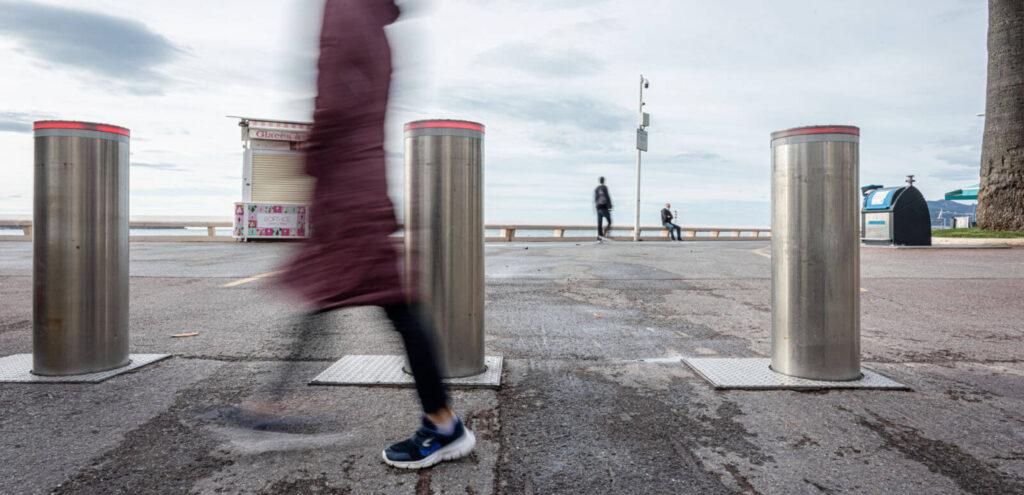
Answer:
382 429 477 469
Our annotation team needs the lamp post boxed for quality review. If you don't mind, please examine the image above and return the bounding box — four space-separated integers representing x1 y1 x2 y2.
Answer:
634 74 650 242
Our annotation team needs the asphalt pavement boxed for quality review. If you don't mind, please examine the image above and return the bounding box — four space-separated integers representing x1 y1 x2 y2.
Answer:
1 240 1022 494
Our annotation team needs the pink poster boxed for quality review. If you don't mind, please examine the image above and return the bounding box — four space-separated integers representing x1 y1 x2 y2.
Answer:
233 202 309 240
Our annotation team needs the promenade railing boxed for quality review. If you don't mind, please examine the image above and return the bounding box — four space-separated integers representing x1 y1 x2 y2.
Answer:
485 225 770 242
1 217 769 242
0 216 233 242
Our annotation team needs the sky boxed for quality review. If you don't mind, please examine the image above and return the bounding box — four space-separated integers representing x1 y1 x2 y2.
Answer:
0 0 988 227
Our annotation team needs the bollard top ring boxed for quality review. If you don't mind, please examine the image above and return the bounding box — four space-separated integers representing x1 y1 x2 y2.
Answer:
404 119 484 133
771 125 858 141
34 120 130 137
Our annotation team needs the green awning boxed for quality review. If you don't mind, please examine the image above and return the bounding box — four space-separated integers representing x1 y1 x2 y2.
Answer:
944 184 979 200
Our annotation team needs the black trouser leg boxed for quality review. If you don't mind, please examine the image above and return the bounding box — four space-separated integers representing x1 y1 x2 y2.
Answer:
384 303 450 414
597 208 611 237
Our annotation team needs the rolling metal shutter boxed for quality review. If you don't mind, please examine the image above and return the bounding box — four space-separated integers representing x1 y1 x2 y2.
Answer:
251 151 315 203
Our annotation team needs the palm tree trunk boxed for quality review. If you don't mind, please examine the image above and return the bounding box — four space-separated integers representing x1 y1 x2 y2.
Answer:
977 0 1024 231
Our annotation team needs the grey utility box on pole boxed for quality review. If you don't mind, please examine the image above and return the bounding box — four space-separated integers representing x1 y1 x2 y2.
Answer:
404 120 485 378
770 125 860 381
32 121 130 376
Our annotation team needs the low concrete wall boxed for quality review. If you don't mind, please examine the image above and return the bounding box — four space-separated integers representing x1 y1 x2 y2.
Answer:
2 217 771 243
933 237 1024 247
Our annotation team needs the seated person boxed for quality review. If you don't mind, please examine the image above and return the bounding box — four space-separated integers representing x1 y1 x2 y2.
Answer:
661 203 682 241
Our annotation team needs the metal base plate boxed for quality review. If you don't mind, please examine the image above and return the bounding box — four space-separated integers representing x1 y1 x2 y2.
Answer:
862 244 1010 250
682 357 908 390
310 355 503 389
0 354 171 383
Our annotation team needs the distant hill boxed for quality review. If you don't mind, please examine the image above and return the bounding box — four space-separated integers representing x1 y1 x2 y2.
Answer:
927 200 975 220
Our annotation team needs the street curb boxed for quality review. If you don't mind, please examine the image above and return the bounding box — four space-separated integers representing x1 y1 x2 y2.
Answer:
932 237 1024 246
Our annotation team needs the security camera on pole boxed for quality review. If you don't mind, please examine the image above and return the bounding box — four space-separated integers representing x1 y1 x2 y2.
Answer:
634 74 650 242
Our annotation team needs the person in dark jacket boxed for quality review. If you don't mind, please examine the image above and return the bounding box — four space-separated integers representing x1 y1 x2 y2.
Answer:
662 203 682 240
280 0 474 470
594 177 613 239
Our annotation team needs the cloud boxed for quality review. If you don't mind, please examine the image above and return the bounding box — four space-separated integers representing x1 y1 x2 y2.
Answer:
930 167 980 182
935 148 980 168
442 89 630 133
544 18 626 40
529 129 620 153
641 150 764 182
0 112 36 133
473 42 604 78
133 162 185 171
568 18 625 34
451 0 607 9
133 187 237 197
0 1 181 94
669 150 728 162
928 142 980 182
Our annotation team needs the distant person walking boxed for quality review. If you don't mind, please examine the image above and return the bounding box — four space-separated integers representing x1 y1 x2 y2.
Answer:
662 203 682 241
280 0 474 470
595 177 613 240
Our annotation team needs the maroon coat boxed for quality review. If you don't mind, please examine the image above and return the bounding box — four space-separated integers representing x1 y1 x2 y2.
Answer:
281 0 405 311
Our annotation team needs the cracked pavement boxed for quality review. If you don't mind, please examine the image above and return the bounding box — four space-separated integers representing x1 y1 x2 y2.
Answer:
1 240 1022 494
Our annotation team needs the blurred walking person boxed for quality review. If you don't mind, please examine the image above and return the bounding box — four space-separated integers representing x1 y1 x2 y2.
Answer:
595 176 613 239
661 203 682 241
280 0 474 470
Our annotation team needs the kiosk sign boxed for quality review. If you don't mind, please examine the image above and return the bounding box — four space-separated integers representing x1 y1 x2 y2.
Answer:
256 211 297 229
248 128 308 142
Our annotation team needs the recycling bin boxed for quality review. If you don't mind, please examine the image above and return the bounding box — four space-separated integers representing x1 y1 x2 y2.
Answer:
861 179 932 246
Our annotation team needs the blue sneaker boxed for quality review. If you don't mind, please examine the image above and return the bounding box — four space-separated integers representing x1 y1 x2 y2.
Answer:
382 416 476 469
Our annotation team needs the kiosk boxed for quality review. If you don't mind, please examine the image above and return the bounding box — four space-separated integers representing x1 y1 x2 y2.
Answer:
230 117 314 240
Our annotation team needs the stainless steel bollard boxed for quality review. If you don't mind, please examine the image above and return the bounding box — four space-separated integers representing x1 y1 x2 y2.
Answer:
404 120 485 378
32 121 130 376
770 125 860 381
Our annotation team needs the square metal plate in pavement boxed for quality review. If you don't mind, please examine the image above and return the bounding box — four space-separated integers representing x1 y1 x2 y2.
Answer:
310 355 503 389
682 357 909 390
0 354 172 384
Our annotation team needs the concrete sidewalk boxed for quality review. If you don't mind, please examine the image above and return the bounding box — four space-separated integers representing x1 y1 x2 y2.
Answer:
1 241 1022 494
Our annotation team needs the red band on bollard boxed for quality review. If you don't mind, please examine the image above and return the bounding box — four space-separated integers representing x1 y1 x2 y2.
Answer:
404 120 484 133
771 126 859 140
34 121 131 137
